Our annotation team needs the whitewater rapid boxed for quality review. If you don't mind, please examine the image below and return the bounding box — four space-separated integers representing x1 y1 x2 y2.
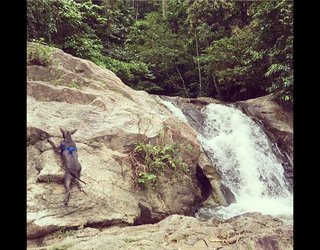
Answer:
160 99 293 219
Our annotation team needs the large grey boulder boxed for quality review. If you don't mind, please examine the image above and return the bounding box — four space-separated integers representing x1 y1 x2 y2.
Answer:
27 43 227 240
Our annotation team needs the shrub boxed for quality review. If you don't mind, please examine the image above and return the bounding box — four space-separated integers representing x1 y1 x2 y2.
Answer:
27 42 54 66
130 139 192 188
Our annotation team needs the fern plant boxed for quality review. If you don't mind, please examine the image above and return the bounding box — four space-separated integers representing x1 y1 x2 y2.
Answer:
130 139 192 188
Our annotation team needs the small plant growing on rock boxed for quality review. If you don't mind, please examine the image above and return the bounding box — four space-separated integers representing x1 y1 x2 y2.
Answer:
138 172 157 185
68 81 81 89
129 137 192 188
52 228 75 240
27 40 54 66
46 175 54 184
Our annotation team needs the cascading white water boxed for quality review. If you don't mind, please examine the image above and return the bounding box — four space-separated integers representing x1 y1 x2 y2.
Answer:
159 99 189 123
160 99 293 219
198 103 292 219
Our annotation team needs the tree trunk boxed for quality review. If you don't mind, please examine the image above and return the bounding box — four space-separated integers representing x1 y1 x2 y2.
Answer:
162 0 167 18
174 62 189 98
212 74 221 99
166 73 180 90
242 0 248 26
195 32 202 97
134 0 139 21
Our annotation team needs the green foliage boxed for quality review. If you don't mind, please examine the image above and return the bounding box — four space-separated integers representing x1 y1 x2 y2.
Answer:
138 172 157 185
131 140 190 188
186 0 236 39
100 56 155 88
68 81 81 89
190 0 292 102
126 11 194 96
27 0 60 42
251 0 293 103
27 0 293 103
27 0 150 89
64 33 103 61
201 25 267 101
27 41 54 66
59 0 82 26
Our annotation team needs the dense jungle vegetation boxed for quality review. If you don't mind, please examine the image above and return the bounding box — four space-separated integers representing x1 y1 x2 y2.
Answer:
27 0 293 103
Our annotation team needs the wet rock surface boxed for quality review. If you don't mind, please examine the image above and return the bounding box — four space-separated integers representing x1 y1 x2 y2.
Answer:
236 94 293 190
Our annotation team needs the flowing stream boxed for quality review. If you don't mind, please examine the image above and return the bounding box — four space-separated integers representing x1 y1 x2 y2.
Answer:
160 98 293 220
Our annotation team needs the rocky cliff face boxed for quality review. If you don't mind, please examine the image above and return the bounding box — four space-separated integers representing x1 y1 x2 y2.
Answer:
27 43 293 249
27 43 229 240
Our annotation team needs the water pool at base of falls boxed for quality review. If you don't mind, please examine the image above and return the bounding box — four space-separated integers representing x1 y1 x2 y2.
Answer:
196 196 293 220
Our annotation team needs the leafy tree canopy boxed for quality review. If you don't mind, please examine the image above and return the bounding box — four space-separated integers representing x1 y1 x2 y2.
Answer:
27 0 293 104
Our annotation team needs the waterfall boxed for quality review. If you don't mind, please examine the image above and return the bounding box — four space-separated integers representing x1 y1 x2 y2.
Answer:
160 98 293 219
159 99 189 123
